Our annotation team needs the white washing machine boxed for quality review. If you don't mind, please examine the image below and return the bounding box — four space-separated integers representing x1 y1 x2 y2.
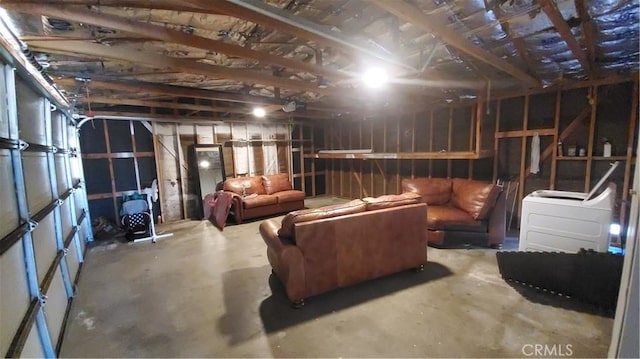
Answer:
519 162 619 253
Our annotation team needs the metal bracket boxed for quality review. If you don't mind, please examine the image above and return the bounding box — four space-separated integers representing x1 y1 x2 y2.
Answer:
56 199 64 206
27 219 39 231
62 248 69 256
18 140 29 151
38 293 48 306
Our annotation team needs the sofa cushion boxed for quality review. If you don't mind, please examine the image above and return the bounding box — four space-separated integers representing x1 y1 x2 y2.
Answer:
224 176 266 195
402 178 452 205
450 179 500 220
427 205 479 230
243 194 278 209
278 199 367 239
262 173 293 194
363 192 422 211
274 190 305 203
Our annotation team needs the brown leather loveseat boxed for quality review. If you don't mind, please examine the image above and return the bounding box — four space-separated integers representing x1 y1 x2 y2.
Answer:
259 193 427 307
402 178 505 248
221 173 305 223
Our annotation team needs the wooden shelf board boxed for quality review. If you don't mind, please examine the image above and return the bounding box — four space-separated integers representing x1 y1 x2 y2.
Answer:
305 150 494 160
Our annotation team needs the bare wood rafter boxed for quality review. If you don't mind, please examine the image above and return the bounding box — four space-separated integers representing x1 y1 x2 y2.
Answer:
27 40 337 95
574 0 599 73
79 96 335 119
370 0 539 87
5 3 346 81
540 0 593 78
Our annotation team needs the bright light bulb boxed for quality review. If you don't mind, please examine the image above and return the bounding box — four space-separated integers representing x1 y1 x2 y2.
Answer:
362 67 388 88
609 223 621 236
199 160 210 168
253 107 266 118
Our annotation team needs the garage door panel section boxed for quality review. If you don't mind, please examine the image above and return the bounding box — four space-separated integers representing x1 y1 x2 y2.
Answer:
16 80 46 146
64 237 81 284
43 269 68 349
22 152 53 214
0 149 19 240
0 241 31 356
55 155 68 195
31 212 57 285
20 323 46 359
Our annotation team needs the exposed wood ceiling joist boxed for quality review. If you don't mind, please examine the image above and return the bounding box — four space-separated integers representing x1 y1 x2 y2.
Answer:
4 3 347 81
180 0 413 71
81 96 336 119
573 0 598 75
539 0 593 78
27 40 340 95
54 77 283 106
370 0 539 87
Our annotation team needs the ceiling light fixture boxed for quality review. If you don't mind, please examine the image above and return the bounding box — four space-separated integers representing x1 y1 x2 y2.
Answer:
253 107 266 118
362 67 388 89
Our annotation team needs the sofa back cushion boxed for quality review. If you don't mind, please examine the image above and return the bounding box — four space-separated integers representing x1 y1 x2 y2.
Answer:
450 178 500 220
262 173 293 194
363 192 423 211
402 178 452 205
223 176 266 196
278 199 367 239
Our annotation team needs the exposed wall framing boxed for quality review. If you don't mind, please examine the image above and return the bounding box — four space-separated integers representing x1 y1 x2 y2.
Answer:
492 79 638 237
319 102 494 199
79 119 157 223
152 121 314 221
0 61 91 358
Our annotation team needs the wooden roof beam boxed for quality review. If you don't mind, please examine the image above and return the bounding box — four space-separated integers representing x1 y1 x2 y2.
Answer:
54 77 355 113
539 0 593 78
574 0 599 75
79 96 336 119
26 40 339 95
370 0 539 88
4 3 344 81
180 0 413 71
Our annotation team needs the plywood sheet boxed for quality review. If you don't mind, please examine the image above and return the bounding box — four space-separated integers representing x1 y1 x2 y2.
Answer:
0 68 9 139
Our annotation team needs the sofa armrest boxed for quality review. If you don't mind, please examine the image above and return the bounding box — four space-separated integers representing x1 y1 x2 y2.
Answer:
218 191 244 223
259 220 306 301
487 189 506 247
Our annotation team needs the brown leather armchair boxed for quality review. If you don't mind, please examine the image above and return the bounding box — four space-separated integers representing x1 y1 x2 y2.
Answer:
259 193 427 307
402 178 505 248
219 173 304 223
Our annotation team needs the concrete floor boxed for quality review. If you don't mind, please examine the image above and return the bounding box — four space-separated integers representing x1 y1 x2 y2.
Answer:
60 196 613 358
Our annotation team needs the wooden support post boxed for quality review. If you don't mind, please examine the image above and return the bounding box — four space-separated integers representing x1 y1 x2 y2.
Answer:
396 118 401 193
492 100 502 182
429 111 434 176
620 80 639 231
352 171 368 197
517 95 530 219
447 108 453 178
103 120 119 222
299 124 305 194
550 90 562 190
411 113 416 179
469 103 476 178
311 124 316 197
585 86 598 192
151 122 166 223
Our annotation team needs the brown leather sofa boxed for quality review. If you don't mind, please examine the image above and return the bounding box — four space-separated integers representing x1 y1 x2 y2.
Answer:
220 173 305 223
402 178 505 248
259 193 427 307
